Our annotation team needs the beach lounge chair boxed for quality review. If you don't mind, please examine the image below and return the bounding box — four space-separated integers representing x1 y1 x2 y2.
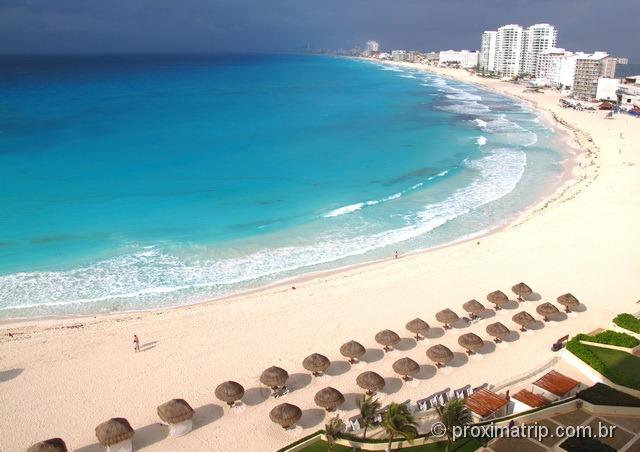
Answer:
437 394 445 406
273 386 290 398
348 415 362 432
465 387 473 397
416 397 431 412
473 383 488 393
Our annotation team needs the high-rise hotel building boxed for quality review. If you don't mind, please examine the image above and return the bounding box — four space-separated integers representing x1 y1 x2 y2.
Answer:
481 23 557 78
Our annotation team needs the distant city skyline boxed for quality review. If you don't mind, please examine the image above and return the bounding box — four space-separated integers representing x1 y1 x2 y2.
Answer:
0 0 638 61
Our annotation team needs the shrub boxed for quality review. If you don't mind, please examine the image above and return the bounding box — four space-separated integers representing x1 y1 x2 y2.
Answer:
613 313 640 334
567 337 606 373
577 330 639 348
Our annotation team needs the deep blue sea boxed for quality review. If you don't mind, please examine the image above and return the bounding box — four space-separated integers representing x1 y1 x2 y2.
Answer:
0 54 565 318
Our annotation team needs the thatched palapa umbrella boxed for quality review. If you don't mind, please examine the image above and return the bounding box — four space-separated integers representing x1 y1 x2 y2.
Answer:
95 418 134 451
303 353 331 376
487 290 509 310
557 293 580 313
406 318 430 340
314 387 345 412
458 332 484 355
260 366 289 391
536 302 560 322
426 344 454 368
486 322 510 343
340 340 366 364
512 282 533 302
215 381 245 407
512 311 536 332
375 329 401 351
157 399 195 437
27 438 68 452
269 403 302 429
462 299 485 320
435 308 459 329
356 371 386 395
392 357 420 381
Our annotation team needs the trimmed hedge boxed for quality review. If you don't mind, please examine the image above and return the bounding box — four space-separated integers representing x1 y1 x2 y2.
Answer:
568 338 640 389
567 337 606 374
575 330 639 348
613 313 640 334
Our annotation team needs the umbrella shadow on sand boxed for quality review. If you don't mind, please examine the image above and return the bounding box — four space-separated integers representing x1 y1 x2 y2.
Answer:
325 360 350 376
243 387 271 406
341 392 364 410
0 368 23 382
395 338 416 351
193 403 224 431
360 348 384 364
298 408 326 429
288 373 312 391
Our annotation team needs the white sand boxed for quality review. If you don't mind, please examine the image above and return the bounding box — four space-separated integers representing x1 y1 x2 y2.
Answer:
1 63 640 452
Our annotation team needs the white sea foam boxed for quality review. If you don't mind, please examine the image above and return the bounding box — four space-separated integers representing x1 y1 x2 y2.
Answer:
0 147 526 316
446 92 482 101
477 136 487 146
324 202 365 217
439 100 491 115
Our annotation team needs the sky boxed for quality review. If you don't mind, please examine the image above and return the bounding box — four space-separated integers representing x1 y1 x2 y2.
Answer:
0 0 638 61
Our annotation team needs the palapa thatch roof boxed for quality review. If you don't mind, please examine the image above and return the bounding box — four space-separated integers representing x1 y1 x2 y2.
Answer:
95 418 134 446
511 282 533 296
303 353 331 374
435 308 459 325
486 322 510 339
314 387 345 411
557 293 580 308
269 403 302 429
356 371 386 393
426 344 454 364
157 399 194 424
27 438 68 452
340 340 366 360
536 302 560 317
406 318 430 335
458 332 484 352
487 290 509 305
260 366 289 388
392 357 420 376
215 381 245 405
375 329 400 349
512 311 536 326
463 299 485 315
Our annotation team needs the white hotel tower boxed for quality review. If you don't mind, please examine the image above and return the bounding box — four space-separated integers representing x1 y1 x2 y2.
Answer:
522 23 557 75
482 23 557 78
494 24 525 78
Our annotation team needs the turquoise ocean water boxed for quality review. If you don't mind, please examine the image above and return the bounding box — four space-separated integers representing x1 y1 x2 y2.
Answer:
0 54 565 318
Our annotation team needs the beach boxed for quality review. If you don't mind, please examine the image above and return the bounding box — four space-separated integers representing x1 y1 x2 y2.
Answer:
2 62 640 452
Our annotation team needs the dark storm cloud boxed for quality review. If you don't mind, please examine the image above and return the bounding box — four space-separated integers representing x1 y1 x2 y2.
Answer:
0 0 638 60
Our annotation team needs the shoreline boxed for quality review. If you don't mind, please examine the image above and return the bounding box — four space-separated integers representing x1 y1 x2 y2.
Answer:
3 60 640 452
0 59 585 328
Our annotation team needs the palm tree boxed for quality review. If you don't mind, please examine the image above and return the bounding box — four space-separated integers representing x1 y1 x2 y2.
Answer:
324 415 345 452
383 402 419 451
435 399 473 452
357 394 380 440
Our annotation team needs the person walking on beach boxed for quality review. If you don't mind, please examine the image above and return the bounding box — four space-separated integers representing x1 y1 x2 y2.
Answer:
133 334 140 353
395 251 399 260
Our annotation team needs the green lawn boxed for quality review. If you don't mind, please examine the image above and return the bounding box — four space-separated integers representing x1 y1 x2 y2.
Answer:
299 437 482 451
584 345 640 390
